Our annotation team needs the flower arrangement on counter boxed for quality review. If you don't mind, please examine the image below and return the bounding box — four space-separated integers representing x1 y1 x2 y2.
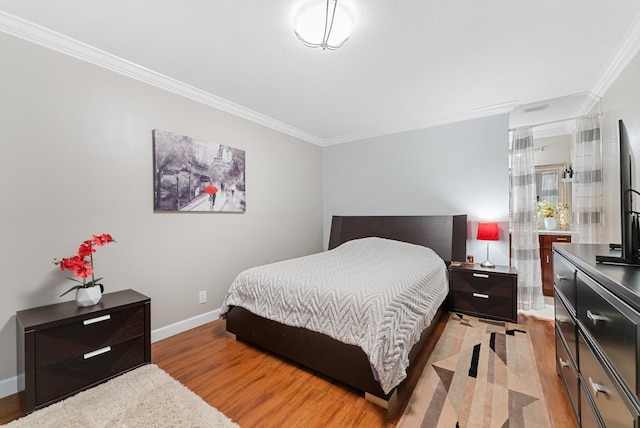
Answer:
537 201 571 230
53 233 116 297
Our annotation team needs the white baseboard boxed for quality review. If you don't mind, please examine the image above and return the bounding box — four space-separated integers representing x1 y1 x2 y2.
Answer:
0 375 18 400
151 309 221 343
0 309 221 399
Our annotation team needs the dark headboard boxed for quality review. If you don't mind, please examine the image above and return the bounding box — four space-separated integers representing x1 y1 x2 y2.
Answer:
328 215 467 263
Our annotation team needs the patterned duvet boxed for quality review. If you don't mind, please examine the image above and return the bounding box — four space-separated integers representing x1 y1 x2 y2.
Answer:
220 237 448 393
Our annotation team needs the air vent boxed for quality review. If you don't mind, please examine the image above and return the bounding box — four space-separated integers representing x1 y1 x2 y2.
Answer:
523 104 549 113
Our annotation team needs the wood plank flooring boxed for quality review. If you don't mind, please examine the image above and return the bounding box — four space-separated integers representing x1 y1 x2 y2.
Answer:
0 313 576 427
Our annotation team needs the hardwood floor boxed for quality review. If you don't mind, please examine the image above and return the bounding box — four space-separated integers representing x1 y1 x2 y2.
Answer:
0 313 576 427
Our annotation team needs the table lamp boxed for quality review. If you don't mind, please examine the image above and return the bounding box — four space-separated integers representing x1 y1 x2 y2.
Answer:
477 222 499 268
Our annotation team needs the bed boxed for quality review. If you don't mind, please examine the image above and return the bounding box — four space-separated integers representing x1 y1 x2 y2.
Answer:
221 215 467 407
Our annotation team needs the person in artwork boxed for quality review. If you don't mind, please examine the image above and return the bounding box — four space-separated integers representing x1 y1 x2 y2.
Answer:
209 193 216 211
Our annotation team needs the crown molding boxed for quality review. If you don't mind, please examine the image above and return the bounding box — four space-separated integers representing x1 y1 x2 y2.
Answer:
590 12 640 100
0 11 323 145
320 101 518 146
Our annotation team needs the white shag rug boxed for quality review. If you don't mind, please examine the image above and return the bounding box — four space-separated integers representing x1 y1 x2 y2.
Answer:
4 364 239 428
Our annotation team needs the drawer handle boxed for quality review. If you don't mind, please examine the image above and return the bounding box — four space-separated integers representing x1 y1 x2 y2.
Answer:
555 274 567 281
589 377 608 397
546 255 549 264
83 314 111 325
558 357 570 368
472 293 489 299
556 238 569 241
84 346 111 360
586 310 608 325
472 273 489 279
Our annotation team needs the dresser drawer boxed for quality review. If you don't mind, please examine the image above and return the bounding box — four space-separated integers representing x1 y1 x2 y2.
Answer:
555 292 577 364
576 271 638 400
556 326 579 419
553 252 576 312
581 381 605 428
35 335 146 406
579 332 639 428
541 234 571 249
35 305 145 367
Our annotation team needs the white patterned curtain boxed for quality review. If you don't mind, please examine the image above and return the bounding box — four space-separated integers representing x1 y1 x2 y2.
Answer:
572 115 602 243
511 128 545 310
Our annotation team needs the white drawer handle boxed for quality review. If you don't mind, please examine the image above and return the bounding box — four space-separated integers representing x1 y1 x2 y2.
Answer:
84 346 111 360
586 310 607 324
472 273 489 279
472 293 489 299
83 314 111 325
555 274 567 281
589 377 608 397
558 357 570 368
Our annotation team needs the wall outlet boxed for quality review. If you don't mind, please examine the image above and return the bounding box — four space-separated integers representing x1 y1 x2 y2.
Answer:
199 290 207 304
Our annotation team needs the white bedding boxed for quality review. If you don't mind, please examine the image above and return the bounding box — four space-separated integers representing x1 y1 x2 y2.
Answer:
220 237 448 394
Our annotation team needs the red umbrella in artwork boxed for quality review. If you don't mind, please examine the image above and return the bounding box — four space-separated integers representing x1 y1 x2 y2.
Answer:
204 185 218 195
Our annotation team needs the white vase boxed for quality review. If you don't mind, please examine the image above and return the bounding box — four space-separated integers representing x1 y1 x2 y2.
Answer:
544 217 557 231
76 286 102 307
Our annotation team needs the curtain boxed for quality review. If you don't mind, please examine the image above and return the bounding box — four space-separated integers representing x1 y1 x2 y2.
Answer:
541 172 559 205
572 115 602 243
511 127 545 310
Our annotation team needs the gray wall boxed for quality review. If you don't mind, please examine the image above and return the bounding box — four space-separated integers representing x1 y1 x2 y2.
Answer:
598 50 640 245
323 114 512 266
0 34 323 388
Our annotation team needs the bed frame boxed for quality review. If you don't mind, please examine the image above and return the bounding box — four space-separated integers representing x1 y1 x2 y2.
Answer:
225 214 467 407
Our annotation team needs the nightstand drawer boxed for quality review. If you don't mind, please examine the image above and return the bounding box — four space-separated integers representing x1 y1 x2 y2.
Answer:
35 336 146 406
35 305 145 367
450 290 514 321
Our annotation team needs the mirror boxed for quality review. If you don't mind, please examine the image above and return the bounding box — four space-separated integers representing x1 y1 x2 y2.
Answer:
535 163 572 229
535 163 571 205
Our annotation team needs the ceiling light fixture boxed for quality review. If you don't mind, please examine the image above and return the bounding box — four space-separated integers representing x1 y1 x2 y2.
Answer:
294 0 352 50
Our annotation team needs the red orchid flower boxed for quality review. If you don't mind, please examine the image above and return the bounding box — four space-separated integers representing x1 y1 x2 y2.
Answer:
53 233 116 297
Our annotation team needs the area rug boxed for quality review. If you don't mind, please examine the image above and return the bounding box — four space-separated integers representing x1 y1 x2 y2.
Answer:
398 313 551 428
3 364 238 428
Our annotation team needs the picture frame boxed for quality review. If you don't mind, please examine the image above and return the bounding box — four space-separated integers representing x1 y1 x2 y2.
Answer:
153 129 246 213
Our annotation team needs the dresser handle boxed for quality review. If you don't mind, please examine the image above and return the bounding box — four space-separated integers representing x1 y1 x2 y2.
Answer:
84 346 111 360
83 314 111 325
472 293 489 299
555 274 567 281
586 310 607 324
589 377 608 397
558 357 570 368
472 273 489 279
546 255 549 264
556 238 569 241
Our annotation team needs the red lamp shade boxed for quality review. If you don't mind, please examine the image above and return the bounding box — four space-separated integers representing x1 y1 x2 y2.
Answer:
477 222 499 241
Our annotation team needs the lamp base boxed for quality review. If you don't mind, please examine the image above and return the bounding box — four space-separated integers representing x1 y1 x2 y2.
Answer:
480 260 496 268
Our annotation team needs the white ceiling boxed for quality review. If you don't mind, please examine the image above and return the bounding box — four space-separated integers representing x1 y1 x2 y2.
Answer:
1 0 640 145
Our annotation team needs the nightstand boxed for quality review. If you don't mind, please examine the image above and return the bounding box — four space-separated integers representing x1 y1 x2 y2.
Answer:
16 289 151 414
449 264 518 322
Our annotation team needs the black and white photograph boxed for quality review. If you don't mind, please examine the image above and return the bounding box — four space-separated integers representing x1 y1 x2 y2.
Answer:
153 129 246 212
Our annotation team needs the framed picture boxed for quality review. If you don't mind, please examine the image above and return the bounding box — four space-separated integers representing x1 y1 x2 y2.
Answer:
153 129 245 213
465 254 475 264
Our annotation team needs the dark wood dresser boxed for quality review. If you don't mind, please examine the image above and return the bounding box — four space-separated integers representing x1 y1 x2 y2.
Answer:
553 244 639 427
449 264 518 323
16 289 151 414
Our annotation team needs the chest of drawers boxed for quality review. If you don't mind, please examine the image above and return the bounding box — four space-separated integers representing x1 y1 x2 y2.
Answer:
554 244 640 427
16 289 151 414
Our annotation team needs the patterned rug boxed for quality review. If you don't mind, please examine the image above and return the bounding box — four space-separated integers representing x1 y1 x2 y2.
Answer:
398 313 551 428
